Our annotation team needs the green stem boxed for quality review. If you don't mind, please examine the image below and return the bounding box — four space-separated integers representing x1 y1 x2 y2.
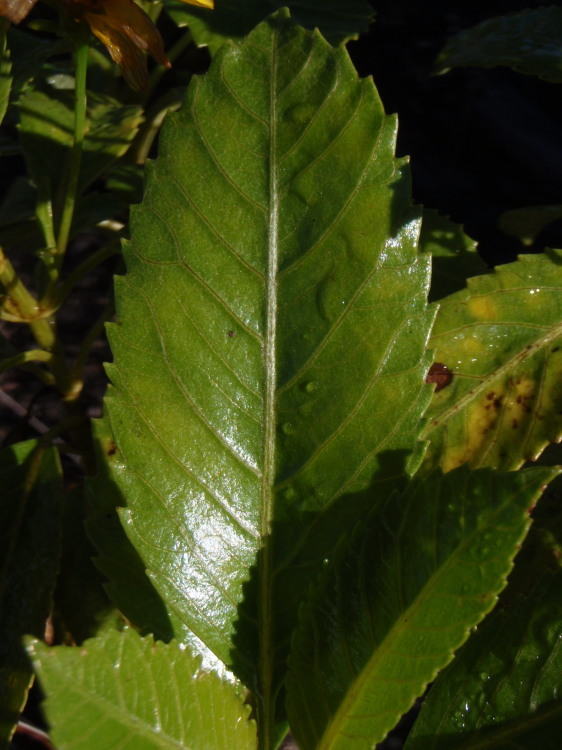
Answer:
45 243 119 312
0 248 71 391
130 97 182 165
53 42 89 268
147 29 193 98
0 349 55 374
0 246 41 321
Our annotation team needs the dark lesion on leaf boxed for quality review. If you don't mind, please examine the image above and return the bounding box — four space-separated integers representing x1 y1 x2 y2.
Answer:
425 362 453 392
106 439 117 456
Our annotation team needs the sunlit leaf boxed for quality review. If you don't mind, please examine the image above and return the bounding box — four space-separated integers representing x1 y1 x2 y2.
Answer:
405 489 562 750
29 627 257 750
0 440 62 747
434 7 562 83
165 0 374 54
89 10 433 742
423 250 562 472
286 466 555 750
419 210 487 302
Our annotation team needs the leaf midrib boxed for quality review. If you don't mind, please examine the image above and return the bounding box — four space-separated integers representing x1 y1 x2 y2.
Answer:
257 21 280 750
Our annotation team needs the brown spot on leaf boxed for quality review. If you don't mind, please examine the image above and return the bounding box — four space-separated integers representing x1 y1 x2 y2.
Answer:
425 362 453 392
106 440 117 456
228 331 235 337
512 419 519 429
486 392 495 400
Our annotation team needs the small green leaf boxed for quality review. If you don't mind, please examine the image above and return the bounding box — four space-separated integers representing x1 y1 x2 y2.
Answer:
0 21 12 126
29 627 257 750
0 441 62 748
165 0 374 54
498 204 562 247
423 250 562 471
419 210 487 302
286 466 555 750
405 490 562 750
434 7 562 83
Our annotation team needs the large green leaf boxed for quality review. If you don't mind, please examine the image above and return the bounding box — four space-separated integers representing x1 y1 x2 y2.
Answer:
29 627 257 750
423 250 562 472
286 466 555 750
434 7 562 83
405 488 562 750
165 0 374 54
90 10 433 743
0 441 62 748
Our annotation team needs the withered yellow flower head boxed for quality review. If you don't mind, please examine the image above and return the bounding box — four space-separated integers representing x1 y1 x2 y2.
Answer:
0 0 214 90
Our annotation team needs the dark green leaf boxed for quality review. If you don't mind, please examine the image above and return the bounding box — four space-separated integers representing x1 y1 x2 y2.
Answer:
53 485 115 645
6 27 64 100
29 627 257 750
89 10 433 742
0 20 12 126
423 250 562 471
18 84 143 204
420 210 487 302
286 466 555 750
405 487 562 750
165 1 374 54
87 418 189 645
0 440 62 748
434 8 562 83
498 204 562 247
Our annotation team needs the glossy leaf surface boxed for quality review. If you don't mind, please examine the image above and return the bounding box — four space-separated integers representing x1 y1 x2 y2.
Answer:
405 489 562 750
435 7 562 83
29 627 257 750
423 250 562 471
0 441 62 748
419 210 487 303
90 10 433 740
165 0 374 53
286 466 554 750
